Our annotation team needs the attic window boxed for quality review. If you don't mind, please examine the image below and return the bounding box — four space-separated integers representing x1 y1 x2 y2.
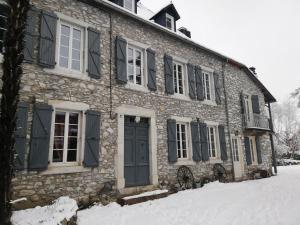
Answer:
166 13 174 31
124 0 134 12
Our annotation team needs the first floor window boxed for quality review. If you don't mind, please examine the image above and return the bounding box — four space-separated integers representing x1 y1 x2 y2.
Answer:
202 71 214 101
58 21 84 72
173 62 184 95
166 13 174 31
127 45 144 85
244 95 252 122
249 136 257 164
52 111 81 164
231 137 239 161
207 126 218 158
176 123 188 159
124 0 134 12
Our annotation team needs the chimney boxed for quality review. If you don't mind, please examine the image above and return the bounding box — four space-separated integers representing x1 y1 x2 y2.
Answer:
178 27 191 38
249 67 257 75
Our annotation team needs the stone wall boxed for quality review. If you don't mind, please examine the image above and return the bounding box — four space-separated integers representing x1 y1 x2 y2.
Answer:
9 0 274 209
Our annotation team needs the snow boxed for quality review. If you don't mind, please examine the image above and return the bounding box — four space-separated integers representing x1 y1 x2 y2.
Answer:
137 2 154 19
11 197 78 225
123 190 168 200
78 166 300 225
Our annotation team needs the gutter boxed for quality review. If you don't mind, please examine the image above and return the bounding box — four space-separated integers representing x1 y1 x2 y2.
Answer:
78 0 276 103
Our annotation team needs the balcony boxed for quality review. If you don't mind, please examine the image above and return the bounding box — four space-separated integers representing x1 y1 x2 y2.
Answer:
243 113 270 131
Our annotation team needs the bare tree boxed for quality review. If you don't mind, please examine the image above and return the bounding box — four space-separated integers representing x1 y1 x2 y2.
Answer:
0 0 29 224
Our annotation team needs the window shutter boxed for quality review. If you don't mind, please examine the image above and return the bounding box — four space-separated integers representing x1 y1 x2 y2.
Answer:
191 122 201 162
164 54 174 94
214 72 221 105
15 102 29 170
256 136 262 164
199 122 209 161
218 125 227 161
87 28 101 79
28 104 53 171
187 64 196 99
240 92 245 114
167 119 177 163
38 10 57 68
115 36 127 83
244 137 252 165
147 48 157 91
83 110 101 168
251 95 260 114
24 6 40 63
195 66 204 101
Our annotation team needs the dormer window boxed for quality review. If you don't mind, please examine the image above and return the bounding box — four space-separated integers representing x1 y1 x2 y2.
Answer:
124 0 134 12
166 13 174 31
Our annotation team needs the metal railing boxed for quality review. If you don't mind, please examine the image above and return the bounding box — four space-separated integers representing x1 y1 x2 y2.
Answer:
243 113 270 130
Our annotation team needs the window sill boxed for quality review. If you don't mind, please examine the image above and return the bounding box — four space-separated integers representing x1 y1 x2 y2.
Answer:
209 158 223 164
171 94 191 101
44 68 91 81
203 100 217 106
174 160 196 166
39 165 91 175
125 83 150 93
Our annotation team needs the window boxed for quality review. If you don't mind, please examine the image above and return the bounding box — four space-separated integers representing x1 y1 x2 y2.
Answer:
207 126 218 158
176 123 188 159
57 21 84 73
231 137 239 161
244 95 252 122
127 45 144 86
202 71 215 101
51 111 81 164
173 62 184 95
0 4 8 53
124 0 134 12
249 136 258 164
166 13 174 31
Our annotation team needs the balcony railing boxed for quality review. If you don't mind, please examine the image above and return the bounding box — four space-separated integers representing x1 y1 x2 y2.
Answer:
243 113 270 130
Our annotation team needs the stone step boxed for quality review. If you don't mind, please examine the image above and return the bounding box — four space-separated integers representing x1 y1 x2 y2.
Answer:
117 190 169 206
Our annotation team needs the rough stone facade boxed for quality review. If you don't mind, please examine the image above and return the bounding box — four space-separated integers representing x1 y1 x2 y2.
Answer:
7 0 275 209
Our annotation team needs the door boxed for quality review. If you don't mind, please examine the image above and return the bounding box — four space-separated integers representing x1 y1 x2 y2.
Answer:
231 136 244 179
124 116 150 187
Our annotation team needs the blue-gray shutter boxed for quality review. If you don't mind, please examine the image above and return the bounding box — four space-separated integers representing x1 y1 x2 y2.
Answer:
195 66 204 101
147 48 157 91
251 95 260 114
167 119 177 163
256 136 262 164
115 36 127 83
199 122 209 161
38 10 57 68
28 104 53 171
164 54 174 95
24 7 40 63
87 28 101 79
15 102 29 170
244 137 252 165
191 122 201 162
83 110 101 168
218 125 227 161
214 72 221 105
187 64 196 99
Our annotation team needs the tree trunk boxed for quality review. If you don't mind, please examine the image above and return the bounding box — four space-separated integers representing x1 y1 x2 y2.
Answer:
0 0 29 224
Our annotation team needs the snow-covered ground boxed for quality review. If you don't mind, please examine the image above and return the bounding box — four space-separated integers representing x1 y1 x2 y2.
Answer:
12 166 300 225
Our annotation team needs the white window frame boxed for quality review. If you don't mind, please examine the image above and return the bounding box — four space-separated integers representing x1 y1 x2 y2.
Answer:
205 121 221 161
127 44 144 86
124 0 135 12
231 136 240 162
166 13 175 31
244 94 253 122
248 136 258 165
202 70 215 103
176 122 189 160
173 61 185 96
207 125 219 159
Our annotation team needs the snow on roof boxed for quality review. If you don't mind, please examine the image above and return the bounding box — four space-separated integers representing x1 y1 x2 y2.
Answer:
137 2 155 19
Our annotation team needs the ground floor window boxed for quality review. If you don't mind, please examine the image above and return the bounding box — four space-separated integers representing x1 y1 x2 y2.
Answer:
51 110 81 164
176 123 188 159
207 126 219 158
231 137 239 161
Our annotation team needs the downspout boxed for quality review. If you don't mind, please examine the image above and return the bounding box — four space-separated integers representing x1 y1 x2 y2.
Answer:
109 12 114 120
268 102 277 174
222 60 235 180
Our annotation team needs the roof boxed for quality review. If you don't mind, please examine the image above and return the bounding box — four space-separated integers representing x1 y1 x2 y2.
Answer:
150 3 180 21
79 0 276 103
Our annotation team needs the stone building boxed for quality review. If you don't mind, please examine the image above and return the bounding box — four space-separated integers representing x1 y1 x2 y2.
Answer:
0 0 276 208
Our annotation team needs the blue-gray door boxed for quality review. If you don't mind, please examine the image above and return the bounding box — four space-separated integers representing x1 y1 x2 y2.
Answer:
124 116 150 187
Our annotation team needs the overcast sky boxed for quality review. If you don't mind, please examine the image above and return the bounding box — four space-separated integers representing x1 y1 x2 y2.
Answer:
140 0 300 103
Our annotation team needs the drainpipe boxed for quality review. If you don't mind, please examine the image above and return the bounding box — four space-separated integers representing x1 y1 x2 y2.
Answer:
268 102 277 174
222 61 235 180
